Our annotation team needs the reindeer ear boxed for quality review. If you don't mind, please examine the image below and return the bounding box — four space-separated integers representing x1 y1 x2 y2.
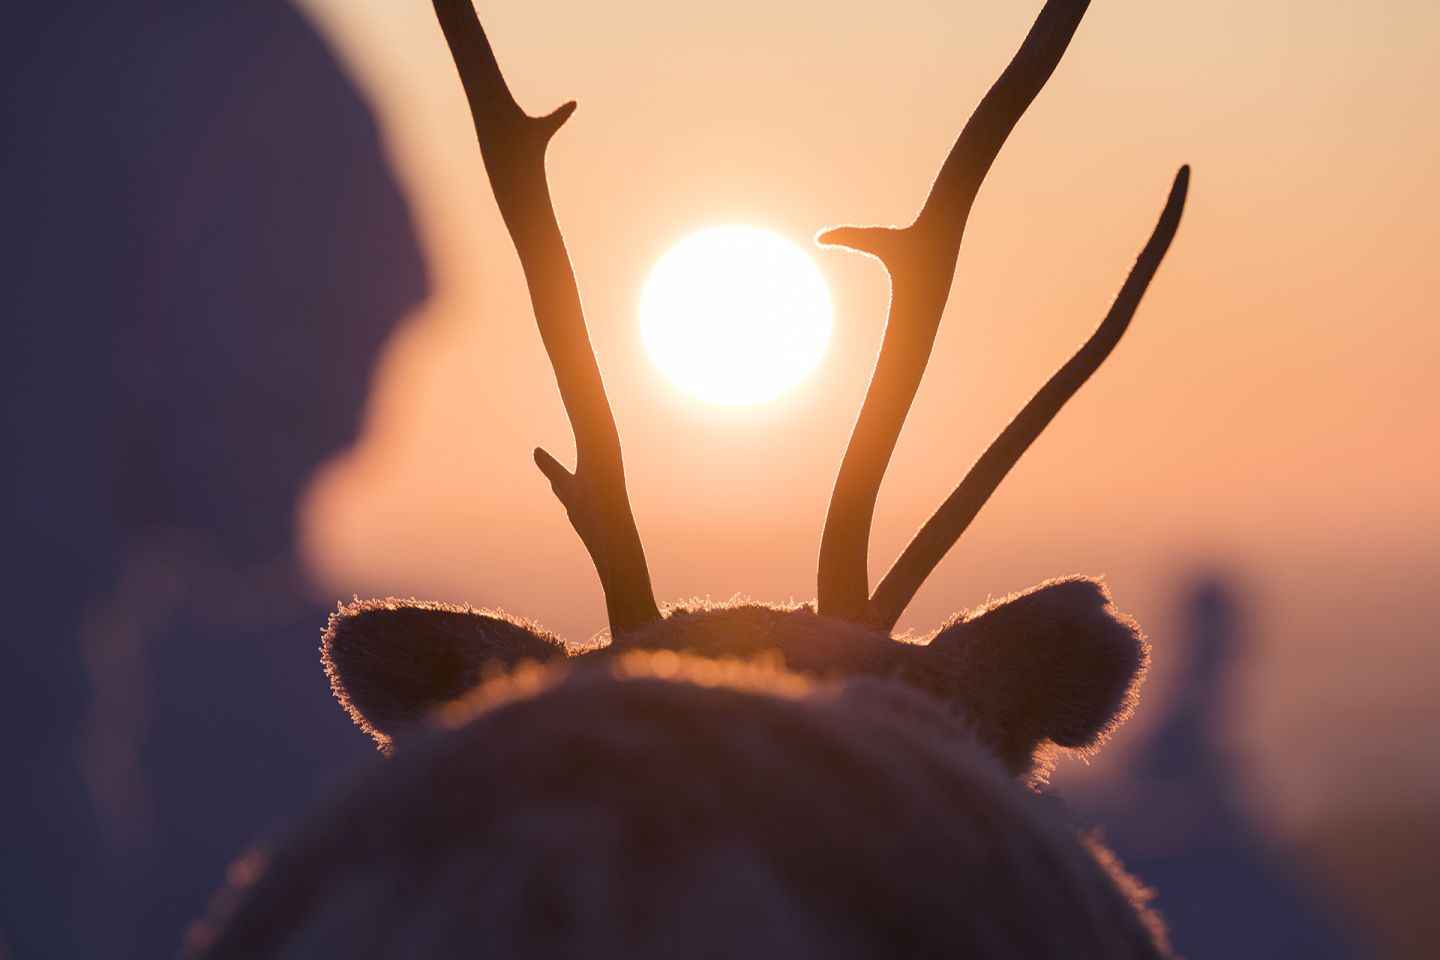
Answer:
322 598 567 751
914 577 1148 776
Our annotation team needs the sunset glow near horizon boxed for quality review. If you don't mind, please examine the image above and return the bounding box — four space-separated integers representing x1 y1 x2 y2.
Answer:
640 225 833 406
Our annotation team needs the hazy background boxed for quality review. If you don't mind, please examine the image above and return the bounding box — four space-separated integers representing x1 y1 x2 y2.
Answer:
3 1 1436 957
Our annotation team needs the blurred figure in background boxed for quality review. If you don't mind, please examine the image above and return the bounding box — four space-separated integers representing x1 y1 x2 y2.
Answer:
0 2 423 956
1067 578 1367 958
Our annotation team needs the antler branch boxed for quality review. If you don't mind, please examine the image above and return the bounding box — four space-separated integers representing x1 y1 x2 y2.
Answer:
433 0 659 632
816 0 1094 622
870 168 1189 631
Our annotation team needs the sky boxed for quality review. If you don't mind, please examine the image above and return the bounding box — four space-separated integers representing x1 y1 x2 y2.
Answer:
290 0 1440 836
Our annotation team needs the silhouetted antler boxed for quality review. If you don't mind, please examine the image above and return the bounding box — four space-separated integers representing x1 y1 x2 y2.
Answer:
433 0 659 632
816 0 1188 628
870 169 1188 631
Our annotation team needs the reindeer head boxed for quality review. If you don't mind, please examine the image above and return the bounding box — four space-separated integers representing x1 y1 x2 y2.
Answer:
196 1 1189 956
324 0 1185 778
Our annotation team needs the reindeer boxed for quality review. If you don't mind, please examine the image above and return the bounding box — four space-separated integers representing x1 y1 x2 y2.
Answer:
192 0 1188 956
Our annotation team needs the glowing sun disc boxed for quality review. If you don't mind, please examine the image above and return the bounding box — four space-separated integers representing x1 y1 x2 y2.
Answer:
641 225 833 406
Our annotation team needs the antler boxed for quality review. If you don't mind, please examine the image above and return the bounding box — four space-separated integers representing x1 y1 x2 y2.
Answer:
433 0 660 632
816 0 1188 627
870 169 1188 631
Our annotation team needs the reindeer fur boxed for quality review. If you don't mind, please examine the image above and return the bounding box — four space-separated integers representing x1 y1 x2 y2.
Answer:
192 579 1167 958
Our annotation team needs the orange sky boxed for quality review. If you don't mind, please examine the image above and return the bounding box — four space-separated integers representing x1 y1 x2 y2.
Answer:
292 0 1439 834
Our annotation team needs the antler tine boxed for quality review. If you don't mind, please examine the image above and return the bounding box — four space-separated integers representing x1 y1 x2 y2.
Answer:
433 0 660 632
871 168 1190 631
817 0 1093 623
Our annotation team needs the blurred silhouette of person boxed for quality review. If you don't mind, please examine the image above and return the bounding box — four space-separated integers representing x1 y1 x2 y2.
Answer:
1067 579 1366 958
1 2 424 956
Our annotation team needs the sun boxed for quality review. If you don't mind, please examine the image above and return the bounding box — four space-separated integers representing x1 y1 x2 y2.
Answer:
640 225 834 406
